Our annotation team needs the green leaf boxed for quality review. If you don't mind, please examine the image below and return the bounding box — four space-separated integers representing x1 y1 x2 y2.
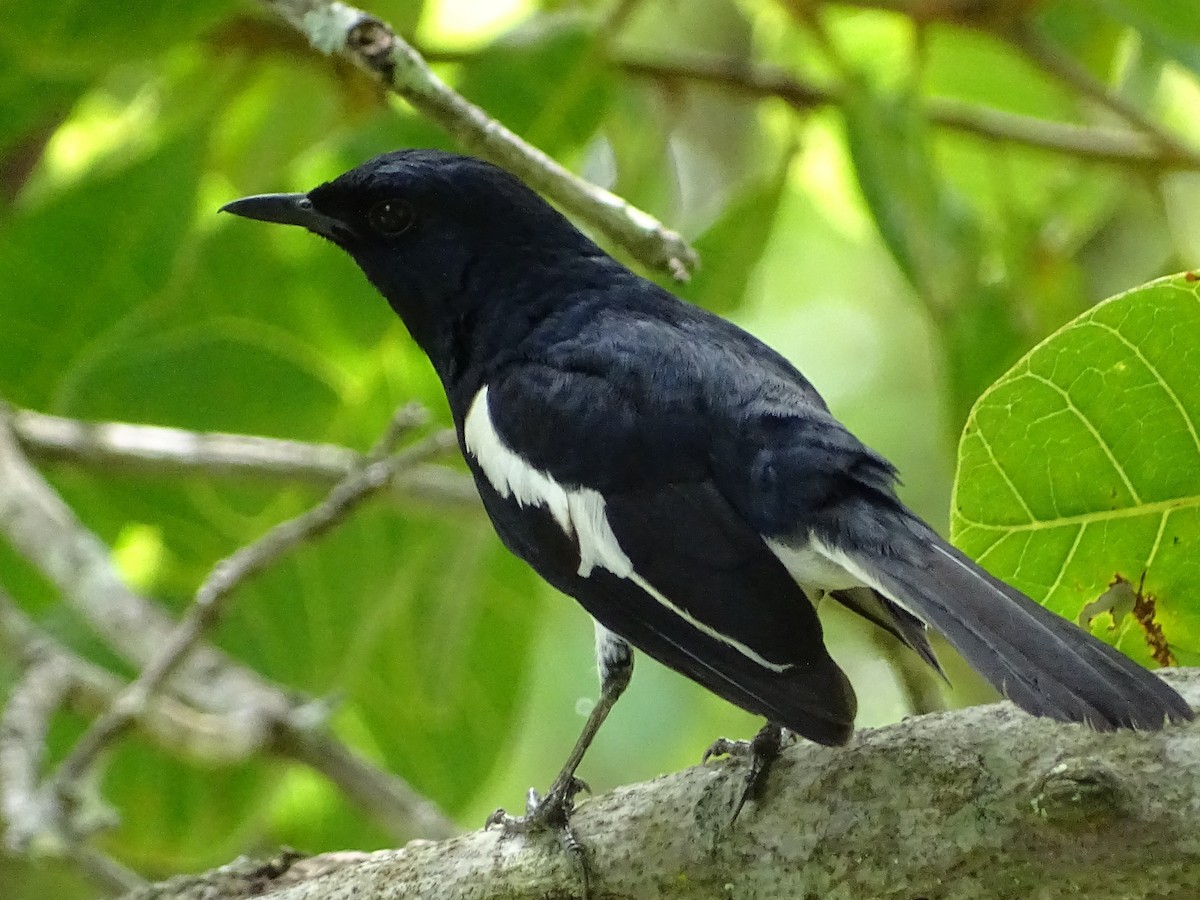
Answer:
0 135 205 410
455 14 612 159
1100 0 1200 77
681 153 791 313
0 0 238 72
0 45 84 158
952 272 1200 666
842 83 981 312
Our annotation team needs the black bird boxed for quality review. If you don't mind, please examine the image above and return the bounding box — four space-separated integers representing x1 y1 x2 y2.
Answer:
222 149 1192 838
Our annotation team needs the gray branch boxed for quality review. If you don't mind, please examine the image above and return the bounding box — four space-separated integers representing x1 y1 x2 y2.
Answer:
0 409 457 846
617 54 1185 170
12 407 481 508
117 669 1200 899
253 0 697 279
47 428 457 795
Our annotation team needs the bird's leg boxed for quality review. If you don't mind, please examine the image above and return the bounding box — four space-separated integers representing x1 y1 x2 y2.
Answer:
702 721 787 822
486 625 633 896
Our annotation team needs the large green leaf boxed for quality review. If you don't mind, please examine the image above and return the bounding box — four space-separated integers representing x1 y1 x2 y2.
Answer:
0 136 205 410
952 272 1200 666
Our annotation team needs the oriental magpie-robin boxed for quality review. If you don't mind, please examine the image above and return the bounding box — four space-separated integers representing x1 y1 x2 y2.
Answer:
222 149 1192 841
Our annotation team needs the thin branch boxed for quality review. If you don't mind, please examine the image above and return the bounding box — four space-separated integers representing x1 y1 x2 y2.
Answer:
0 407 292 717
48 428 457 804
72 846 147 897
0 409 458 841
253 0 697 279
0 609 147 896
279 729 456 841
1 654 73 850
0 589 274 766
1005 21 1200 169
12 407 481 508
618 54 1188 170
0 588 456 844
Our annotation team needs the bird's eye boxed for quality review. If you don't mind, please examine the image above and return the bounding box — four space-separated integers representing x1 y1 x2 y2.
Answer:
368 199 416 236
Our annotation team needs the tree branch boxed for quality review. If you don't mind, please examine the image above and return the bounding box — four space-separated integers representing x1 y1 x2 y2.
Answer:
251 0 696 279
48 427 457 796
0 409 458 846
617 53 1186 170
117 669 1200 899
11 407 481 508
1006 21 1200 169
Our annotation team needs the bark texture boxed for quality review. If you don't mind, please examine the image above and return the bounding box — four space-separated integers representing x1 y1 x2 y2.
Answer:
121 670 1200 900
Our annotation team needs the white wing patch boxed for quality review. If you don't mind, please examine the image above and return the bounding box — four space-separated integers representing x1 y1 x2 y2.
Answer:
766 538 864 593
464 386 791 674
768 534 925 622
465 386 573 536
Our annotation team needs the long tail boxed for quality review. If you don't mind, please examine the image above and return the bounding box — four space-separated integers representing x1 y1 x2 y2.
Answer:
832 512 1193 730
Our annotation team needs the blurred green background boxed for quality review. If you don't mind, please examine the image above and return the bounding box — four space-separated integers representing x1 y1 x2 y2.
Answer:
2 0 1199 895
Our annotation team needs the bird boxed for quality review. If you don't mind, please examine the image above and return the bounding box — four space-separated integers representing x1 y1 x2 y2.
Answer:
221 148 1192 856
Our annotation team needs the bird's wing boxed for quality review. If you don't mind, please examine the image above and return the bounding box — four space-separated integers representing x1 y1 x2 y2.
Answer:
462 362 857 743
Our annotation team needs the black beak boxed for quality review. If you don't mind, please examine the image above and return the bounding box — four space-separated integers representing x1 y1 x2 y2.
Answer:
220 192 354 241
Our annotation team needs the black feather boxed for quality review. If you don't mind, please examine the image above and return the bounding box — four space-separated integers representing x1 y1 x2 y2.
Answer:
840 510 1192 729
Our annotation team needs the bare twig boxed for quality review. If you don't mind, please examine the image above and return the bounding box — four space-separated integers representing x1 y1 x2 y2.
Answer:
252 0 697 279
73 846 148 896
48 428 457 803
0 409 458 841
0 408 292 716
1 654 73 851
366 401 428 459
618 54 1185 170
0 589 272 766
1006 21 1200 169
0 588 456 844
0 608 147 896
12 407 480 507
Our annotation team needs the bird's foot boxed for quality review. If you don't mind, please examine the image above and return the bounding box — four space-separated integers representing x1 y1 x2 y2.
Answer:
702 723 787 822
486 775 592 897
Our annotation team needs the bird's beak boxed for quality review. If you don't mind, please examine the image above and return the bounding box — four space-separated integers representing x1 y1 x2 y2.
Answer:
219 192 354 241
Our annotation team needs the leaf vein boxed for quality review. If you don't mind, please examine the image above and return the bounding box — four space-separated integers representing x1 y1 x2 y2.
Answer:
1022 371 1143 505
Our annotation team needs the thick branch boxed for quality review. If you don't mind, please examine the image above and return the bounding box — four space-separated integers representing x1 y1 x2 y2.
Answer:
120 670 1200 900
255 0 696 279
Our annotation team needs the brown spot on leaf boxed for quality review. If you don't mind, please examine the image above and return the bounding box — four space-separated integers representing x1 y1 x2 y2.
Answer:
1185 271 1200 282
1131 585 1176 667
1080 573 1176 667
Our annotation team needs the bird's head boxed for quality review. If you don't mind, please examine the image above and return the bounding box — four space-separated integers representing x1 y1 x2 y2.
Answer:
221 150 603 368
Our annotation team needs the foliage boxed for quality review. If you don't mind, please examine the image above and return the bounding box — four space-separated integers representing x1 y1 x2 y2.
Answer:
953 272 1200 668
1 0 1198 896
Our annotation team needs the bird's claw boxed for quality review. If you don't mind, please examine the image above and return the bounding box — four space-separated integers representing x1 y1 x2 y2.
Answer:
485 776 593 897
701 724 787 823
486 775 589 832
701 736 750 765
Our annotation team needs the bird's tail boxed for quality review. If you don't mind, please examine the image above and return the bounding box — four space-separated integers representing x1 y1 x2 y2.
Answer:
834 512 1193 730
